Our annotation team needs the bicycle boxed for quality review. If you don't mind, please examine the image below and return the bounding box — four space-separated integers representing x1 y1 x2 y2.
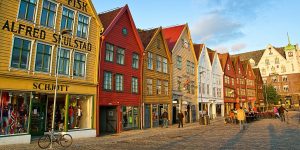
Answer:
38 128 73 149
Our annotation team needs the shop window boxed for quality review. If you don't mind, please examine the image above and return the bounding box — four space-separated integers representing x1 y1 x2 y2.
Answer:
132 53 139 69
103 71 112 90
156 80 162 95
176 55 182 69
77 13 90 39
18 0 37 22
60 7 74 31
146 79 153 95
57 48 70 75
162 58 168 73
147 52 153 70
35 43 52 73
122 106 138 130
116 47 125 65
164 81 168 95
115 74 124 92
11 37 31 70
105 43 114 62
73 52 86 77
156 55 162 72
0 91 30 135
40 0 57 28
131 77 138 93
68 95 91 130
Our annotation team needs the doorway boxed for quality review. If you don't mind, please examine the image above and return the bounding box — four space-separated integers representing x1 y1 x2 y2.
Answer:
100 106 117 134
144 104 150 128
30 95 47 136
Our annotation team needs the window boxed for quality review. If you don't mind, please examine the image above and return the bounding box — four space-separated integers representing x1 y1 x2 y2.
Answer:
146 79 153 95
61 7 74 31
288 52 293 57
147 52 153 70
115 74 124 92
73 52 86 77
282 76 288 82
265 59 270 65
156 55 162 72
131 77 138 93
275 57 279 64
187 60 191 74
77 13 89 38
262 68 266 75
238 68 241 74
283 85 289 92
217 88 221 97
164 81 168 95
191 81 195 95
40 0 56 28
191 63 195 75
231 78 234 86
116 47 125 65
122 27 128 36
57 48 70 75
11 37 31 69
103 72 112 90
281 65 286 73
156 80 162 95
202 83 205 95
177 76 182 91
224 76 230 84
272 76 278 82
176 55 182 69
35 43 51 72
132 53 139 69
105 43 114 62
162 58 168 73
227 64 230 70
18 0 37 22
213 87 216 97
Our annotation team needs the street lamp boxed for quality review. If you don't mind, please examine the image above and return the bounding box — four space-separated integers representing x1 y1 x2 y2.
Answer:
51 29 72 133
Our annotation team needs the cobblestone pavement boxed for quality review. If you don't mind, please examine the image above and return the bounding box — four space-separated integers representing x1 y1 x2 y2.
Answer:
1 111 299 150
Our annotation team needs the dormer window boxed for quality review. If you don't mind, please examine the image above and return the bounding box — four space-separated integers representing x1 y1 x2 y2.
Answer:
268 47 273 55
288 52 293 57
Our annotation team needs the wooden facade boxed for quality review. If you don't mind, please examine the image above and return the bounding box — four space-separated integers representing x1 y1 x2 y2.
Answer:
242 60 256 109
138 27 172 128
253 68 265 110
97 5 144 135
231 56 247 107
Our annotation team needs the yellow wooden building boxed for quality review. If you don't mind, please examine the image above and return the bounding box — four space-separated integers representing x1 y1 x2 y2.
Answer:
0 0 102 145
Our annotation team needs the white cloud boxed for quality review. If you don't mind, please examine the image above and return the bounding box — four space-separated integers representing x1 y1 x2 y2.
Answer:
231 43 247 51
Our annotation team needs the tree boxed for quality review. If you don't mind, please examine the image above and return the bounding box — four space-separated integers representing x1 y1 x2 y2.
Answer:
263 84 280 105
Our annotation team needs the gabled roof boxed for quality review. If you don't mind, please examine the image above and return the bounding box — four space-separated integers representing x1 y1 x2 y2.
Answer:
241 60 249 72
193 44 204 61
162 24 186 52
233 49 264 66
275 47 286 58
218 53 229 71
98 7 122 29
208 50 215 65
138 28 158 48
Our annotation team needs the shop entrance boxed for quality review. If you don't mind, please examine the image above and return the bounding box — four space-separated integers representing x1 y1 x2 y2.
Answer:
144 104 150 128
172 106 177 124
30 95 47 136
100 106 117 134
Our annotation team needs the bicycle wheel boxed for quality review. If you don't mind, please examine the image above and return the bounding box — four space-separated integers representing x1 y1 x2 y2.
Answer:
38 135 51 149
59 134 73 147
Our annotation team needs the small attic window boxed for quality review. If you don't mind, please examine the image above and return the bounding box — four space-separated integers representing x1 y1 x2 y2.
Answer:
122 27 128 36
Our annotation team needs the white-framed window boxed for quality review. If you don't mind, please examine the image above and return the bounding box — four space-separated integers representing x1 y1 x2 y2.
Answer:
156 55 162 72
10 37 32 70
18 0 37 22
131 77 138 93
73 51 86 77
282 76 288 82
186 60 191 74
147 52 153 70
191 81 195 95
77 13 90 39
40 0 57 28
105 43 114 62
156 80 161 95
115 74 124 92
103 71 112 90
60 6 74 31
57 48 71 75
191 62 195 75
146 79 153 95
283 85 289 92
177 76 182 91
162 57 168 73
35 42 52 73
176 55 182 69
132 53 139 69
116 47 125 65
227 64 230 70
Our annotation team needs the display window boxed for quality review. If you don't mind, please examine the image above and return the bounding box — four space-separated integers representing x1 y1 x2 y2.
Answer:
122 106 139 130
0 91 30 136
152 104 168 127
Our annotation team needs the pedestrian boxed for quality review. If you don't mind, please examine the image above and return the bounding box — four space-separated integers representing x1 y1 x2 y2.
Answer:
161 110 168 128
178 111 184 128
273 106 280 119
278 105 288 122
237 107 246 131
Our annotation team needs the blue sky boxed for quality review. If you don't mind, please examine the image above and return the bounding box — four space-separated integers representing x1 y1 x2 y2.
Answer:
92 0 300 54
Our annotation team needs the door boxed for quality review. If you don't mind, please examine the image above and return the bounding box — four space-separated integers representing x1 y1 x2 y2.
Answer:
106 107 117 133
30 96 46 136
172 106 177 124
144 104 150 128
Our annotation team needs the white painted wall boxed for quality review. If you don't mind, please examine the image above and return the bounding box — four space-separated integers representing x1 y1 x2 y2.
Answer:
0 134 31 145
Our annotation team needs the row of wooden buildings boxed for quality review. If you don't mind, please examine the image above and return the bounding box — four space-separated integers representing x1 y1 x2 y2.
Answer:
0 1 266 145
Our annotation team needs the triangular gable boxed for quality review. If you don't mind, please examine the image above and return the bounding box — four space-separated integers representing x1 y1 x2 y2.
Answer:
98 5 144 52
86 0 103 27
162 24 186 52
208 50 215 65
218 53 228 71
199 44 212 70
185 24 198 63
242 60 256 79
193 44 204 61
211 51 224 74
257 44 287 66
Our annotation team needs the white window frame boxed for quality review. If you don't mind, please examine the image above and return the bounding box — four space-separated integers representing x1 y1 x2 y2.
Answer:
72 50 87 79
33 41 54 75
56 47 72 77
17 0 40 24
60 5 76 33
39 0 58 29
76 12 91 40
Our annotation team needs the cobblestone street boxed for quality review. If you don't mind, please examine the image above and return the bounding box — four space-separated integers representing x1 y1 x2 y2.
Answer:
1 111 299 150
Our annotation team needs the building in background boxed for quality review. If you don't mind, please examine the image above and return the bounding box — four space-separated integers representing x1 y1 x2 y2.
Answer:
162 24 198 124
97 5 144 135
253 68 265 111
0 0 103 145
242 60 256 109
138 27 172 128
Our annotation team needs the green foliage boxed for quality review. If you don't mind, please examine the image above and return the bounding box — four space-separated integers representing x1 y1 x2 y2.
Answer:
263 84 280 104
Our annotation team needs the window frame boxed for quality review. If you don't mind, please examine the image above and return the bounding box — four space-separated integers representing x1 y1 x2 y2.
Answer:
147 52 153 70
156 79 162 95
34 41 54 74
56 47 71 76
163 80 169 95
17 0 38 22
105 43 114 62
40 0 58 29
131 77 139 94
146 78 153 95
60 6 75 32
103 71 113 91
176 55 182 69
72 50 87 78
115 73 124 92
132 53 139 69
116 47 125 65
76 12 91 39
156 55 162 72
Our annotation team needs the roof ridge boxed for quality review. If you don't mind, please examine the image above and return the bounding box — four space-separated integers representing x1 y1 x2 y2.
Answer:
163 24 185 29
99 7 122 14
138 27 159 32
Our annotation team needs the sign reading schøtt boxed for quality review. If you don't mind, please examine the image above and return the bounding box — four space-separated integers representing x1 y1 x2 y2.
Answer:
2 20 92 51
33 82 70 92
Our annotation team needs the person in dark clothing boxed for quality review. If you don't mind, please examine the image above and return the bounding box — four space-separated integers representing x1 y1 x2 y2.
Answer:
178 111 184 128
278 105 288 122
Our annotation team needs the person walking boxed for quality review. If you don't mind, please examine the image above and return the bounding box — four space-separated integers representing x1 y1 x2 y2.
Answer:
237 107 246 131
161 110 169 128
273 106 280 119
178 111 184 128
278 105 288 122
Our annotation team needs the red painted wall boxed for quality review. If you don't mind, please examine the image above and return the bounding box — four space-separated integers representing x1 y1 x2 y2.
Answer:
223 55 236 102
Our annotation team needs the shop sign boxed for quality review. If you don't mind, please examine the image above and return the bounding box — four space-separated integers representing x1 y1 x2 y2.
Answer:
2 20 92 51
67 0 88 12
33 82 70 92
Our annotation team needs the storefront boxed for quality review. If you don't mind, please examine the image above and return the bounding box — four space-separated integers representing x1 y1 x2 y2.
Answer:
144 104 169 128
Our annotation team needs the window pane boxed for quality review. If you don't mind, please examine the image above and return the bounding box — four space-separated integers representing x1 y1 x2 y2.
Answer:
18 1 27 19
27 4 35 21
40 10 47 25
11 48 21 68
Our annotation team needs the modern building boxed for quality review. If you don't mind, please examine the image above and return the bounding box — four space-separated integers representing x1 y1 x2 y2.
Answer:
97 5 144 135
138 27 172 128
0 0 103 145
162 24 198 124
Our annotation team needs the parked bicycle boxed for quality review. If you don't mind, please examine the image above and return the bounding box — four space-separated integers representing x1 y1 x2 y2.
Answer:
38 128 73 149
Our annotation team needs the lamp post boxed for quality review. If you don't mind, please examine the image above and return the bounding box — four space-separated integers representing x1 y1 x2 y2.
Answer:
51 29 72 134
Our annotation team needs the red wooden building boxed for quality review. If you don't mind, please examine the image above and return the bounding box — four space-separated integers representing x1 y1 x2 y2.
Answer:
97 5 144 135
218 53 236 115
242 60 256 110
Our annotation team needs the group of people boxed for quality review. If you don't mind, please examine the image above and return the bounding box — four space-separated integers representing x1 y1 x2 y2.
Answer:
160 110 185 128
273 105 288 122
